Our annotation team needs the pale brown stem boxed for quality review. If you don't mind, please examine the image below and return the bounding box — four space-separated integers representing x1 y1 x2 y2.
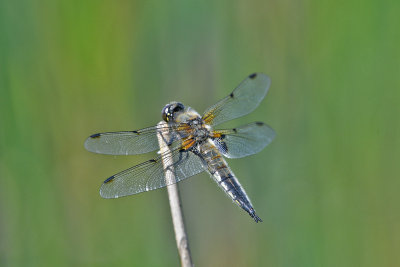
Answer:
157 121 193 267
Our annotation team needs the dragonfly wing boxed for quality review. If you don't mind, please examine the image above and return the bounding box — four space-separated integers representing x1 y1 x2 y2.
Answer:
202 73 271 127
84 124 183 155
213 122 275 158
100 147 206 198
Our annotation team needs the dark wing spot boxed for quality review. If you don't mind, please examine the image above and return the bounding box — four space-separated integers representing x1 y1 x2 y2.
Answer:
104 176 115 184
249 73 257 79
255 122 264 126
230 92 234 98
131 130 139 134
149 159 157 163
90 133 101 138
232 128 237 133
220 134 226 139
215 139 228 154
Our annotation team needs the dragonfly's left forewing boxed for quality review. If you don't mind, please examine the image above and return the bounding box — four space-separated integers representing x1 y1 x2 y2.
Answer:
84 124 187 155
84 126 161 155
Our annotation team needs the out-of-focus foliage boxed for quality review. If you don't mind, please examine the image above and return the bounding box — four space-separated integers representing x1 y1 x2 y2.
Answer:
1 0 399 266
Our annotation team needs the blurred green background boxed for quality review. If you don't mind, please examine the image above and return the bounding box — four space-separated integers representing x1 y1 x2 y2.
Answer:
1 0 399 266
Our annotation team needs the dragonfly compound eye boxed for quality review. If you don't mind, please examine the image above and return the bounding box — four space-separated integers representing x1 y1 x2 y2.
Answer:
173 102 185 113
162 102 185 122
162 106 169 122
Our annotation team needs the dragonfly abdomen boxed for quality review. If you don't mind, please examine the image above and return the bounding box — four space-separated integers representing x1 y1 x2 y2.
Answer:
200 143 262 222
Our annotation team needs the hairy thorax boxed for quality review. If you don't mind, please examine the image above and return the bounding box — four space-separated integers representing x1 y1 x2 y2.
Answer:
188 117 210 144
174 107 212 144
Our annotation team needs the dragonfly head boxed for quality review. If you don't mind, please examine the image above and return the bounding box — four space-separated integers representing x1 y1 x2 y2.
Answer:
162 102 185 122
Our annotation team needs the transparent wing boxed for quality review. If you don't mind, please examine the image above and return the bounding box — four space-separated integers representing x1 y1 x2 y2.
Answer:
84 124 185 155
100 146 206 198
202 73 271 127
213 122 275 158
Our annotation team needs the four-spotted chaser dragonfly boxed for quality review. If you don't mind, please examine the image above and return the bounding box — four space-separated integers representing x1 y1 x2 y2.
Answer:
85 73 275 222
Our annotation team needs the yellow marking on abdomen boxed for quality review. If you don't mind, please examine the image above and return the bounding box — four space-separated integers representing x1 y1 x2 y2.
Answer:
211 155 221 160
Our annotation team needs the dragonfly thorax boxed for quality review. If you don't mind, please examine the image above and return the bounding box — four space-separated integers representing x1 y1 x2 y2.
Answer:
188 117 211 143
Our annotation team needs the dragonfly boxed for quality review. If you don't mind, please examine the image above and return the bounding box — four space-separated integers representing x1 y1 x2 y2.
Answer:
84 73 275 222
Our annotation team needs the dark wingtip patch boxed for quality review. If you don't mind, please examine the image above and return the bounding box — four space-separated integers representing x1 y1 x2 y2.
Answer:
90 133 101 138
232 128 237 133
104 176 115 184
249 73 257 79
230 92 234 98
131 130 138 134
255 122 264 126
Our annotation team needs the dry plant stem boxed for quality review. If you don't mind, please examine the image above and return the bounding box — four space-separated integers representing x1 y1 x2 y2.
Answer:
157 121 193 267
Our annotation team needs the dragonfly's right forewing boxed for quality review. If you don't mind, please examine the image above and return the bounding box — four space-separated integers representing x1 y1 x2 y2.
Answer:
202 73 271 126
